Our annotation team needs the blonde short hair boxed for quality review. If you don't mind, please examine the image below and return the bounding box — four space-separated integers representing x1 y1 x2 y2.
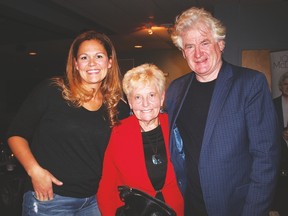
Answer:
123 64 166 98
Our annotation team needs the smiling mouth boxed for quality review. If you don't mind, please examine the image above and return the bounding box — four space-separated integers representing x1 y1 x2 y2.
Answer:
195 58 207 63
87 69 100 74
141 110 152 113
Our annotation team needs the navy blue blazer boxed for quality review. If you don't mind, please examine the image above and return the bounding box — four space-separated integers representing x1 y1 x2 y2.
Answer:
165 61 280 216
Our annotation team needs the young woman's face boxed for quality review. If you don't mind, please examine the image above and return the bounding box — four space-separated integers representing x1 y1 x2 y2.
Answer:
74 39 112 89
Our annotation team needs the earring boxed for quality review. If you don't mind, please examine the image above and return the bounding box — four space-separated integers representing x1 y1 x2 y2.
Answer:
129 109 134 115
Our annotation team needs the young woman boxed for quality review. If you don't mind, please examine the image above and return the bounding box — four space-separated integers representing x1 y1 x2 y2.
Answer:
7 30 129 215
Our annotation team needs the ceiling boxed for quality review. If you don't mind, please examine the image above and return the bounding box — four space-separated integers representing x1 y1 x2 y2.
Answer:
0 0 283 54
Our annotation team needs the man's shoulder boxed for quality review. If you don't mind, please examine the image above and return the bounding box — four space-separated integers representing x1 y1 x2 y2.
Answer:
224 61 263 76
173 72 193 82
222 61 267 86
169 72 193 89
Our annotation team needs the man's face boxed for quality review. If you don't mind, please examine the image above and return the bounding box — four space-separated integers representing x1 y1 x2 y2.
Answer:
181 24 225 82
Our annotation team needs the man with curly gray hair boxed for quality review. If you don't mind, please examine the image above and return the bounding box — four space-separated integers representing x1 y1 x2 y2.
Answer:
165 7 280 216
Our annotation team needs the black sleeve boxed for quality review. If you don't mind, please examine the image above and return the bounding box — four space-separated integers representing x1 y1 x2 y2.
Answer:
6 79 52 141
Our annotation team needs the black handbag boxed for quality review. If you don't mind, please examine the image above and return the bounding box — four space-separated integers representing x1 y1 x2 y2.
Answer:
115 185 176 216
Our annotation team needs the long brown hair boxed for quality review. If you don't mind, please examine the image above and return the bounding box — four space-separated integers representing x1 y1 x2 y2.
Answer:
53 30 123 127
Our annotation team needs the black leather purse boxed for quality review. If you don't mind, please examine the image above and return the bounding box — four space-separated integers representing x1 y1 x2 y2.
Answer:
115 185 176 216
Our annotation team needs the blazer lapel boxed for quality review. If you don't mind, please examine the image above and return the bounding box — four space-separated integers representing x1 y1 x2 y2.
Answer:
201 62 234 150
170 73 194 131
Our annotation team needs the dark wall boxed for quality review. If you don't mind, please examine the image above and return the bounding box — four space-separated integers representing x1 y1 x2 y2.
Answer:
1 2 288 139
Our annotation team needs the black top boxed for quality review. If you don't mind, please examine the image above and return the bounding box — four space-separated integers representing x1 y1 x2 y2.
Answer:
273 96 288 171
177 77 216 216
7 79 130 198
142 125 167 201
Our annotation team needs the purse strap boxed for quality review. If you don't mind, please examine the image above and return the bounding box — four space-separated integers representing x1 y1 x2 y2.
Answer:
117 185 176 216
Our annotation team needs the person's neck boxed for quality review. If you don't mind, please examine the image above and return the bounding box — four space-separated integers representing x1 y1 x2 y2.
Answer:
82 88 103 111
196 61 222 82
139 118 159 132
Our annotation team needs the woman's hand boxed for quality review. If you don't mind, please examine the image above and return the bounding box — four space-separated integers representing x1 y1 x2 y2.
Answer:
7 136 63 201
30 166 63 201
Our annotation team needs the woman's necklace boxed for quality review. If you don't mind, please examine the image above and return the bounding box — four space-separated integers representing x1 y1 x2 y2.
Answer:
140 122 163 165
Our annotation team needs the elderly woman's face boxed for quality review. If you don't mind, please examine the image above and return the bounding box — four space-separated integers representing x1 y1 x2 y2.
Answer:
280 78 288 97
128 83 164 125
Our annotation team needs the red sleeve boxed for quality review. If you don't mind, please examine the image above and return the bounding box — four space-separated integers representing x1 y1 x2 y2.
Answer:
97 128 124 216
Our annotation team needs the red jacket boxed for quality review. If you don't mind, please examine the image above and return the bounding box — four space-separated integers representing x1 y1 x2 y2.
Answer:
97 113 184 215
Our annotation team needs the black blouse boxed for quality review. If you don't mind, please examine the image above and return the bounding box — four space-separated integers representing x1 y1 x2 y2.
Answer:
142 125 167 201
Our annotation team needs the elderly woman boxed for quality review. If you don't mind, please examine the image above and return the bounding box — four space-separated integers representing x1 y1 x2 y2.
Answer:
97 63 184 215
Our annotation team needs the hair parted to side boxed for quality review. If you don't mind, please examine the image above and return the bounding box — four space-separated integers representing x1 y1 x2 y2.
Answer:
52 30 123 127
122 63 166 98
171 7 226 50
279 71 288 90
